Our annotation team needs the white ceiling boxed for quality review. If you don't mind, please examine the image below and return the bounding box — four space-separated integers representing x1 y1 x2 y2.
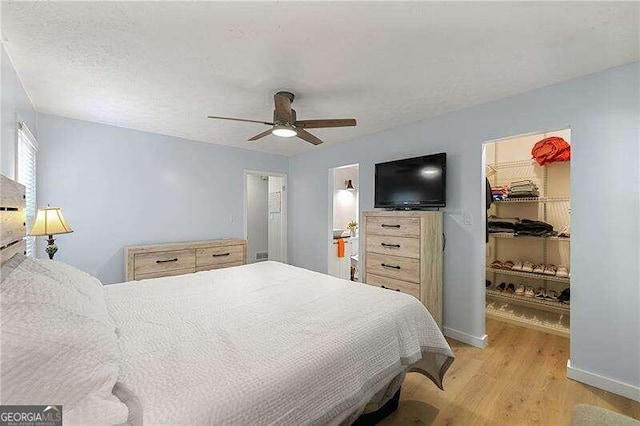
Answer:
2 2 638 157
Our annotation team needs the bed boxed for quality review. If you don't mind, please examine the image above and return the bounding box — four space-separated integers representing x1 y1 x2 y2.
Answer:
0 175 453 425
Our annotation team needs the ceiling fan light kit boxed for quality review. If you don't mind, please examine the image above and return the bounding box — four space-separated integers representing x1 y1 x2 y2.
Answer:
272 124 297 138
207 91 357 145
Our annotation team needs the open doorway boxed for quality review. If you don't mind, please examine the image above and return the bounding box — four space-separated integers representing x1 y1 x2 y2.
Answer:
483 128 571 338
327 164 359 281
245 171 287 264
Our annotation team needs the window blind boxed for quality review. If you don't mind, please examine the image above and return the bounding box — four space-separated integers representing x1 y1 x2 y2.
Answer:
17 122 38 256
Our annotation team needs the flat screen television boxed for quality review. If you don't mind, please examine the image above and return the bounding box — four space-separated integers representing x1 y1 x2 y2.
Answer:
375 153 446 208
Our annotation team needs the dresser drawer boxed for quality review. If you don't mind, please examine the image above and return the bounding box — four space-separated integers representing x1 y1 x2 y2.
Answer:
366 274 420 299
366 252 420 283
196 245 244 267
366 235 420 259
134 249 196 277
366 216 420 237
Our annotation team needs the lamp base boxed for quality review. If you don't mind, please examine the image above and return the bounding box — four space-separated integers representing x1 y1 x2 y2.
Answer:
45 235 58 260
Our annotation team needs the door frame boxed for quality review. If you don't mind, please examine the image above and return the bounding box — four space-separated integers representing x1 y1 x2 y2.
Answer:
327 163 359 277
481 126 572 344
244 170 288 264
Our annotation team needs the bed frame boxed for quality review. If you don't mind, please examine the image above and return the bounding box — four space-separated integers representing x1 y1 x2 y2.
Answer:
0 175 26 271
354 388 401 425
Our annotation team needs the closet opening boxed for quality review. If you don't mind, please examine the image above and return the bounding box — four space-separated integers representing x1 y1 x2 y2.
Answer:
483 129 571 338
244 171 287 264
327 164 359 281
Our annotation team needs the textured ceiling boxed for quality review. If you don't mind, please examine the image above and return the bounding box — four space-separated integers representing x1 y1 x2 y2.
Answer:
2 2 638 157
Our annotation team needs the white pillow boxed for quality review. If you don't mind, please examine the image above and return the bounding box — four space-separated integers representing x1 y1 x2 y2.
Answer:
0 255 128 425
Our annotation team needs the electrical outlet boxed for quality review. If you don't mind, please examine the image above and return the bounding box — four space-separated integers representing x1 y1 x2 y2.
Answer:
230 214 235 223
463 212 473 225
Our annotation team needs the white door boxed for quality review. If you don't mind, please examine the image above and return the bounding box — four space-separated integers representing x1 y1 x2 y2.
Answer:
245 171 287 264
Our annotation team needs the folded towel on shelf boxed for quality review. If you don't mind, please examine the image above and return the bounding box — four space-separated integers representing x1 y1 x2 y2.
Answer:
510 179 535 187
508 186 540 198
510 186 537 193
508 191 540 199
491 186 509 201
491 186 509 193
508 179 539 198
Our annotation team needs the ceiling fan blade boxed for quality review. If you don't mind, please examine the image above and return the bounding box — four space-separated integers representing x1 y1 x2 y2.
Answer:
274 93 292 118
296 129 323 145
207 115 274 126
294 119 357 129
247 129 274 141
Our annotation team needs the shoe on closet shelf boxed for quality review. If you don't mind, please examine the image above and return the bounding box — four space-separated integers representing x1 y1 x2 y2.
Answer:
506 283 516 293
491 260 503 269
502 260 515 270
522 261 534 273
515 284 525 295
486 280 492 289
524 286 535 297
496 282 507 291
545 290 558 301
556 266 569 278
511 261 524 271
535 287 546 299
543 265 557 276
533 264 545 274
557 288 570 304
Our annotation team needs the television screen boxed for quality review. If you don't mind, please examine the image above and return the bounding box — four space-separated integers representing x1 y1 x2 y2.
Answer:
374 153 446 208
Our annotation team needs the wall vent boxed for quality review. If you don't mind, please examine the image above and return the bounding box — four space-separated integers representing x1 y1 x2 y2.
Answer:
256 251 269 261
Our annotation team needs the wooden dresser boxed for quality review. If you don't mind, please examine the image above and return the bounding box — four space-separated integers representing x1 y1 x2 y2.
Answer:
362 211 443 328
125 238 247 281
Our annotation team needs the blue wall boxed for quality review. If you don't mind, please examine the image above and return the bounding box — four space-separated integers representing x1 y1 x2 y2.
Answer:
36 114 288 284
288 62 640 394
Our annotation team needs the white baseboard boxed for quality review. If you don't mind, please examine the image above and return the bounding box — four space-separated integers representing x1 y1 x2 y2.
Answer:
443 327 488 349
567 360 640 402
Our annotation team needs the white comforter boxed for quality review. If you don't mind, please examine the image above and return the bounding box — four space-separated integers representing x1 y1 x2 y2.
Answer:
105 261 453 425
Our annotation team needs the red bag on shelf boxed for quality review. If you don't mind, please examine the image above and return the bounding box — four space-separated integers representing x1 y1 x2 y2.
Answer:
531 137 571 166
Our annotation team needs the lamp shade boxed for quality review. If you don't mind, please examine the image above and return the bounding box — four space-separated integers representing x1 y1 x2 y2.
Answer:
29 207 73 237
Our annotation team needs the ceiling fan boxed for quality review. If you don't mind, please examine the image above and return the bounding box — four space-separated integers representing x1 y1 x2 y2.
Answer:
207 91 356 145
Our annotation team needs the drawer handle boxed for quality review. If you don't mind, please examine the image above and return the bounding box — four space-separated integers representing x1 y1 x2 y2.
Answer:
381 263 401 270
381 243 401 248
212 252 231 257
156 258 178 264
381 224 401 228
381 285 401 292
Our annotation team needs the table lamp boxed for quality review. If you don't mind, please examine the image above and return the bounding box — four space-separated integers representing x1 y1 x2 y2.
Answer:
28 207 73 259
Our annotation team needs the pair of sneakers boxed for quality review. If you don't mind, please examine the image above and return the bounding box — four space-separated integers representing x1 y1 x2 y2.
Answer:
495 282 535 297
533 264 558 275
511 260 529 272
515 285 535 297
535 287 558 300
496 282 514 292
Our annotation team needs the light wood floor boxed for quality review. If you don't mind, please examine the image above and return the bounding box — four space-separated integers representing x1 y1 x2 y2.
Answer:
381 318 640 425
